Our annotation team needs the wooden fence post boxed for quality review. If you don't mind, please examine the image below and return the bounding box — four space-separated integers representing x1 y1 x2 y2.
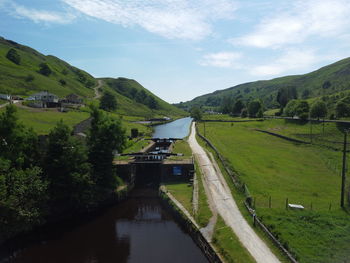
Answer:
286 198 289 210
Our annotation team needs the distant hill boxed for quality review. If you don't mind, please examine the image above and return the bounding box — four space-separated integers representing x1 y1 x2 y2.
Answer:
0 36 185 118
100 77 186 117
177 57 350 112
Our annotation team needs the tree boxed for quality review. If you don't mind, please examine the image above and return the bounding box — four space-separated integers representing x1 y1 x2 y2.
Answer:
284 99 299 117
146 96 159 109
336 101 350 118
190 106 202 121
88 107 126 192
43 121 92 209
295 100 309 120
6 48 20 65
38 63 52 76
100 91 117 111
0 167 48 237
310 101 327 119
0 105 39 169
131 128 139 138
240 108 247 118
232 100 245 115
335 96 350 118
220 97 233 114
247 100 263 117
276 86 297 109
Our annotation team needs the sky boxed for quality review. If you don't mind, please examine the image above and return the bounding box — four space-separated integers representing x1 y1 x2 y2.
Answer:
1 0 350 103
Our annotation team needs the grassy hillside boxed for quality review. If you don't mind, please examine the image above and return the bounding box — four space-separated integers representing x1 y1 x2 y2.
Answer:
197 120 350 263
100 77 186 118
178 57 350 111
0 37 96 98
0 36 186 123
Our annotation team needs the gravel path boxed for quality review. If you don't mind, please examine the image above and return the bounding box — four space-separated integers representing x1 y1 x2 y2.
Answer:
94 79 103 99
188 122 280 263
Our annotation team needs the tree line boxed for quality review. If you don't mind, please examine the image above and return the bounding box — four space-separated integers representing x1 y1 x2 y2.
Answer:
0 105 126 243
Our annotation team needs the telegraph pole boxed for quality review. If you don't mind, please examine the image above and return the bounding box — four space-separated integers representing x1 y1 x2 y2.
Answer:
341 131 347 208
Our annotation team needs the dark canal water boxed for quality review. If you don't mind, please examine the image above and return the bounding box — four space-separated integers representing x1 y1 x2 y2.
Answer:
7 117 207 263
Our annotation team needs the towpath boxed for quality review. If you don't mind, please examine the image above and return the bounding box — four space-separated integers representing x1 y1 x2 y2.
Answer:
188 122 280 263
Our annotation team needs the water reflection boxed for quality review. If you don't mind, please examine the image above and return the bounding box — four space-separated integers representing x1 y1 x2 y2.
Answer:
11 189 208 263
152 117 192 139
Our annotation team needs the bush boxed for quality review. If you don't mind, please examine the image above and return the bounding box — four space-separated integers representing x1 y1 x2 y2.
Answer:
59 79 67 86
6 48 20 65
38 63 52 76
25 74 34 82
131 128 139 138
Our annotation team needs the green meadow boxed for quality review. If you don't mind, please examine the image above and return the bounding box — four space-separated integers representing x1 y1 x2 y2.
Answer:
197 120 350 263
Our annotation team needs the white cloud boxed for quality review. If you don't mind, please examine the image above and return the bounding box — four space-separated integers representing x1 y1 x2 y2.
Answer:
250 49 320 76
62 0 237 40
199 52 243 68
9 3 75 24
232 0 350 48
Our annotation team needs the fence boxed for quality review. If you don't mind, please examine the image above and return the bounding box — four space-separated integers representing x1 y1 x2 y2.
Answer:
195 122 299 263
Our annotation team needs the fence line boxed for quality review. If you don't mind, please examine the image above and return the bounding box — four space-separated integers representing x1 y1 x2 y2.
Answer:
195 122 299 263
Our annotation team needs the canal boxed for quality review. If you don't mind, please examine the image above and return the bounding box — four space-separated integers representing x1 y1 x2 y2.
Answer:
7 117 208 263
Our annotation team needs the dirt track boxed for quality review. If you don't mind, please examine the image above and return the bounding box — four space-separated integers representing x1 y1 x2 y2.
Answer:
188 122 280 263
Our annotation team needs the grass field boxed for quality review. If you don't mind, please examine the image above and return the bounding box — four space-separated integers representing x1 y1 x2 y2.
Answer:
197 121 350 263
213 216 256 263
0 106 90 134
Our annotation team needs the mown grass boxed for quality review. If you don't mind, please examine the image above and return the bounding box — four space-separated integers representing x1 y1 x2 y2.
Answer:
197 121 350 263
0 106 89 134
212 216 256 263
164 181 193 215
194 158 213 227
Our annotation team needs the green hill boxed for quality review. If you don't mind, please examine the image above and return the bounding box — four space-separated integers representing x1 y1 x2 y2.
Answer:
0 36 186 118
177 57 350 112
0 37 96 98
100 77 186 117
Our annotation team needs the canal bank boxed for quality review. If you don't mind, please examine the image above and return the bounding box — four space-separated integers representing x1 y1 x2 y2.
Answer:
2 117 220 263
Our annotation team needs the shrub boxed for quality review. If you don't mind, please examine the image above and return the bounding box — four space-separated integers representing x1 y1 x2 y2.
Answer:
6 48 21 65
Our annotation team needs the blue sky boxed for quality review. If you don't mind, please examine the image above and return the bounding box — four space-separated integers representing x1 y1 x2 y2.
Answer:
1 0 350 103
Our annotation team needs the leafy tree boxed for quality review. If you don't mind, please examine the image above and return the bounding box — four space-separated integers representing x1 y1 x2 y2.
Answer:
0 167 48 237
284 99 299 117
146 95 159 109
295 100 309 120
335 96 350 118
190 106 202 121
240 108 247 118
6 48 20 65
38 63 52 76
301 89 310 99
43 121 92 209
88 107 126 192
336 101 350 118
131 128 139 138
220 97 233 114
257 108 264 118
247 100 263 117
232 100 245 115
100 91 117 111
276 86 297 108
0 105 39 169
59 79 67 86
310 101 327 119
